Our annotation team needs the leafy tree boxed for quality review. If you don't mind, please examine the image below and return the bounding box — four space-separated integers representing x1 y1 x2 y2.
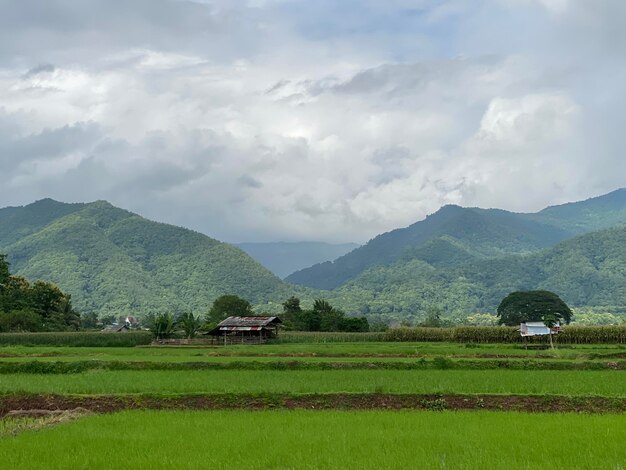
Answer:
100 314 117 325
81 312 100 329
0 254 9 284
207 295 253 325
177 312 203 339
282 296 302 314
146 312 176 339
419 306 445 327
496 290 573 326
542 312 559 349
0 309 42 332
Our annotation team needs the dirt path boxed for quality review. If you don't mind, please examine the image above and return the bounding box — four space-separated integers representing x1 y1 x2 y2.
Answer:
1 393 624 415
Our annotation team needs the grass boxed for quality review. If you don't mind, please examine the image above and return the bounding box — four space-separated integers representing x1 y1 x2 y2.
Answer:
0 369 624 396
1 410 625 469
1 342 624 361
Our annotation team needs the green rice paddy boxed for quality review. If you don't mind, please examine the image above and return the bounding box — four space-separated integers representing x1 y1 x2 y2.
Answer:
1 410 625 469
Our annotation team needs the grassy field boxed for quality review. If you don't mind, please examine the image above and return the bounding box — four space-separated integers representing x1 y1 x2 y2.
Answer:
1 410 625 469
1 342 624 360
1 369 624 396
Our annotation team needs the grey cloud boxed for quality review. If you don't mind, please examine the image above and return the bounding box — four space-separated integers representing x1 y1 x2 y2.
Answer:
21 63 56 79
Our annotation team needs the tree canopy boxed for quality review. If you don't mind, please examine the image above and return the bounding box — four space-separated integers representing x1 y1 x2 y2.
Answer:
207 294 254 325
496 290 573 326
281 297 369 332
0 254 80 331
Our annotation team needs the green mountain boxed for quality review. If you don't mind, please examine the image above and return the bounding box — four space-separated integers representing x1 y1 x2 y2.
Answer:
236 241 360 278
1 200 294 316
287 189 626 290
329 223 626 320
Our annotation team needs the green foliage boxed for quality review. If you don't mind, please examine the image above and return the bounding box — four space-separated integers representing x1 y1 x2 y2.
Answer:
1 200 294 317
80 312 99 329
0 255 80 332
282 298 369 332
325 224 626 320
0 309 43 332
176 312 203 339
497 291 573 326
207 295 254 325
145 313 176 339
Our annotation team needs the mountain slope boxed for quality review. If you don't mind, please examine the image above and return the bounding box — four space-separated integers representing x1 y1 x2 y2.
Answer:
330 224 626 319
236 241 359 278
0 199 85 247
529 188 626 234
287 205 572 289
287 189 626 290
1 200 294 315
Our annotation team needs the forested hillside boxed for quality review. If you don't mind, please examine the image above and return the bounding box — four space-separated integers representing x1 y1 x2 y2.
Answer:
328 224 626 322
0 200 295 316
287 189 626 290
237 241 359 278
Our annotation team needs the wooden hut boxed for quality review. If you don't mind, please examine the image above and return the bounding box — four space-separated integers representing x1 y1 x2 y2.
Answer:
206 316 282 344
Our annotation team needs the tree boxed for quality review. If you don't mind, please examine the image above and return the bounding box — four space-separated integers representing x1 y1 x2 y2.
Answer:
496 290 573 326
282 296 302 314
419 306 445 327
0 254 9 284
81 312 100 329
146 312 176 339
542 312 559 349
177 312 203 339
207 295 253 325
0 309 42 332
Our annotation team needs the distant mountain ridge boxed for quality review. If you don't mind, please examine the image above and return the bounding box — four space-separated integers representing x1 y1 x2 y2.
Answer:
287 189 626 290
329 222 626 319
0 199 295 315
236 241 360 278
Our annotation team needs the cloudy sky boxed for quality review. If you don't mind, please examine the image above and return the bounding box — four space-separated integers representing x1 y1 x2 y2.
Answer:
1 0 624 243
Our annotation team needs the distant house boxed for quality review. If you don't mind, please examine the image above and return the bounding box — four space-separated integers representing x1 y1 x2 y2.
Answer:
519 321 561 337
101 324 131 333
206 316 282 344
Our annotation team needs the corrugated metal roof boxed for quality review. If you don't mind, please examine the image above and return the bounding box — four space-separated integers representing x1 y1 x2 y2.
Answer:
217 316 282 328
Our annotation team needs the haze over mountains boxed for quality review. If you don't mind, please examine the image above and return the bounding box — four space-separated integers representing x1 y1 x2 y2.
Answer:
0 188 624 321
236 242 360 278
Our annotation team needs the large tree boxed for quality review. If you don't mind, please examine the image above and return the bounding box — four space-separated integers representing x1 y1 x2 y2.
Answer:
207 294 253 325
0 253 80 331
496 290 573 326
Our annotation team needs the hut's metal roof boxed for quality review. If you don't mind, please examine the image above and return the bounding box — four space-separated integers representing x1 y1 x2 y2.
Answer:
217 316 282 328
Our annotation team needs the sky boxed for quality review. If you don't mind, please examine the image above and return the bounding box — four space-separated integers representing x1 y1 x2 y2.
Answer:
0 0 624 243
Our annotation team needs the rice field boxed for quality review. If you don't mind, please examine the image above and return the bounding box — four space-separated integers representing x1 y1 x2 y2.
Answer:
1 410 625 469
0 339 624 468
0 368 624 396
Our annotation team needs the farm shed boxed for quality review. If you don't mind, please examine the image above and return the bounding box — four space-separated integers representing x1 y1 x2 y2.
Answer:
101 324 131 333
206 316 282 344
519 321 561 337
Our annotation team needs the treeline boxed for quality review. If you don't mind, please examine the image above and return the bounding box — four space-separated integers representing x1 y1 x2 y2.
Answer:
0 254 80 332
206 295 370 333
280 297 369 332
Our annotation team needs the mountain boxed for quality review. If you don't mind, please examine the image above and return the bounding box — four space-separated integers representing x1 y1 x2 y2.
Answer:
0 199 295 316
287 189 626 290
329 223 626 320
529 188 626 234
236 241 360 278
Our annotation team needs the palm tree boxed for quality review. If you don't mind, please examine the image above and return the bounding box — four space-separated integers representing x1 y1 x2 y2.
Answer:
177 312 203 339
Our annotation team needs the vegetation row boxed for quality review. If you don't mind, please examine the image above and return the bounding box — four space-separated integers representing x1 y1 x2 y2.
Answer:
1 358 624 374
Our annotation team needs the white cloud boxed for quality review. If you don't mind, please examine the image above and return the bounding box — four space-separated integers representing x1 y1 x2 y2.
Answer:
0 0 623 243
